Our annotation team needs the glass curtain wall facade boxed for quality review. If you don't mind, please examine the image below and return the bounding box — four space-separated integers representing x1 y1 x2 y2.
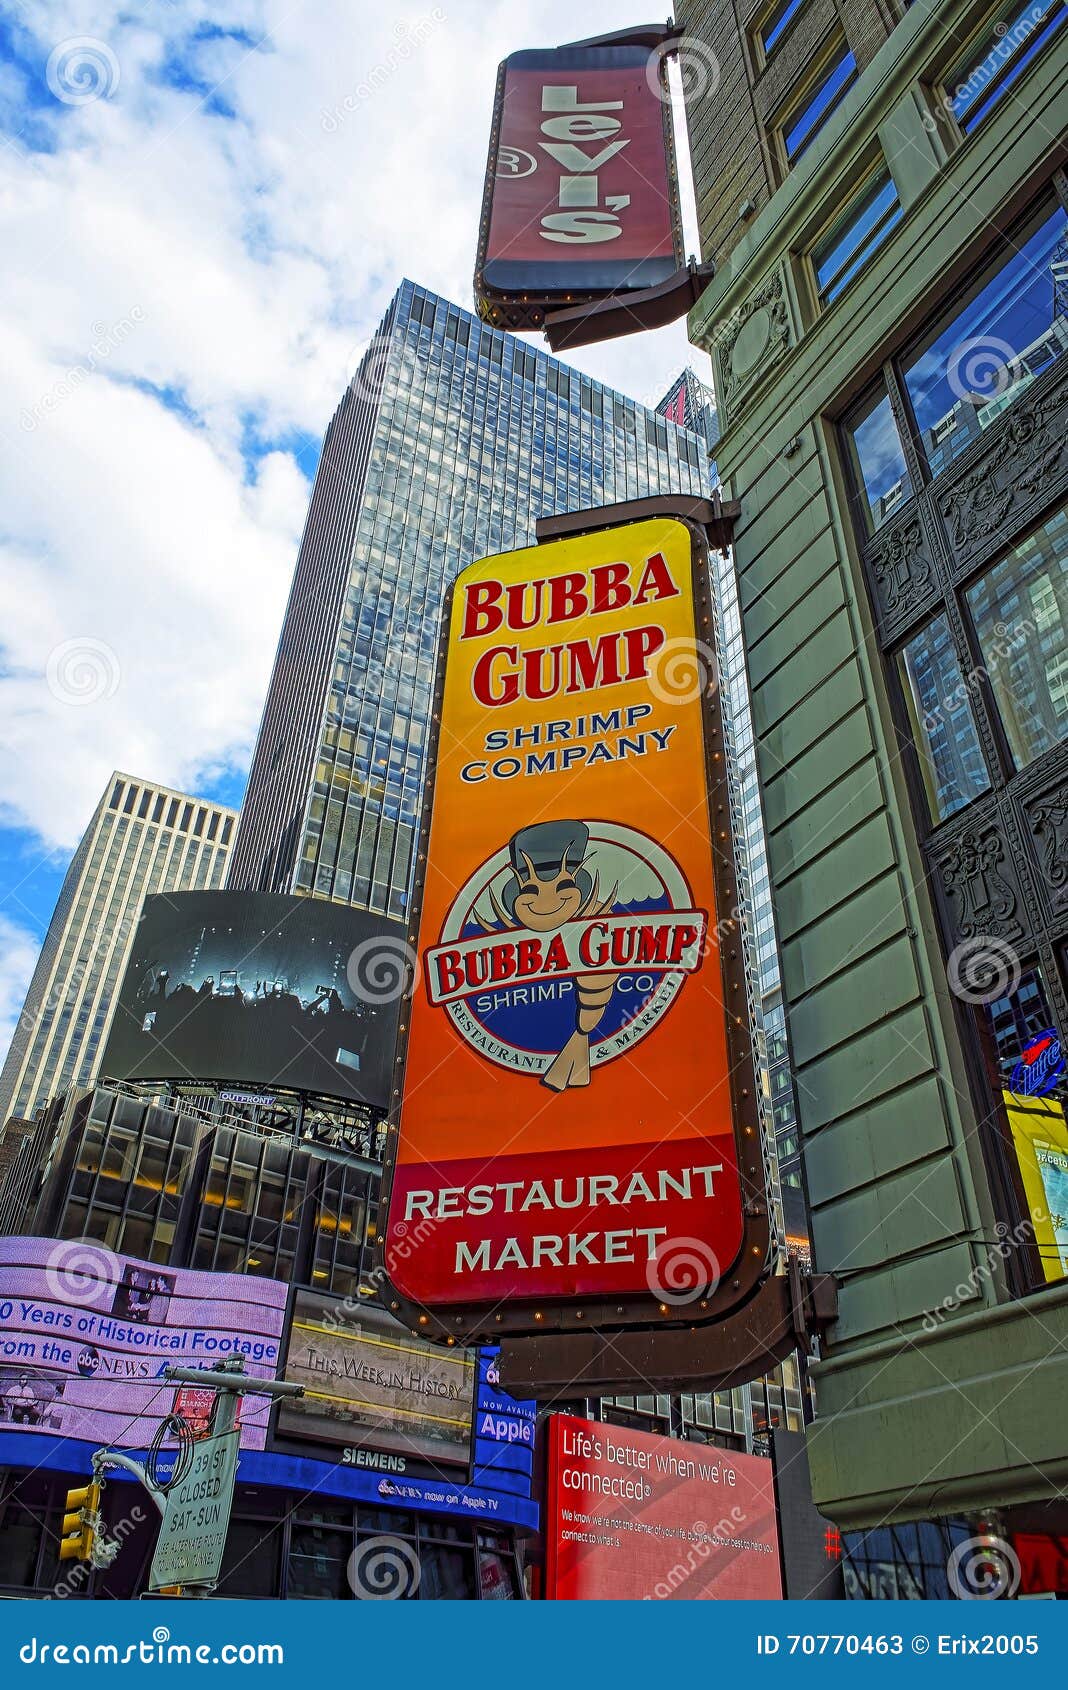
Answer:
0 775 235 1128
228 280 709 915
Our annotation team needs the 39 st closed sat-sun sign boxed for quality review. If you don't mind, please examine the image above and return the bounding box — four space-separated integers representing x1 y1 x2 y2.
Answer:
474 43 683 330
379 517 769 1341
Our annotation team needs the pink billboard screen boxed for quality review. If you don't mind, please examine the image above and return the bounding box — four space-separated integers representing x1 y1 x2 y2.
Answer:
0 1237 288 1451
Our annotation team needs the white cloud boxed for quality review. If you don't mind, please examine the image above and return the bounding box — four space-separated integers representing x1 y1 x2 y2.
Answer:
0 0 713 850
0 913 43 1071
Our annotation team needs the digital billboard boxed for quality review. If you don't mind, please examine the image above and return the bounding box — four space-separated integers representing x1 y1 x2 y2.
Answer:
470 1349 537 1499
275 1292 476 1464
100 889 405 1107
380 517 767 1339
0 1236 287 1450
474 42 682 330
1003 1088 1068 1282
544 1415 782 1601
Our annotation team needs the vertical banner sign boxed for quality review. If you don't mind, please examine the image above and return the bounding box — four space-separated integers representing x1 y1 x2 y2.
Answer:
474 44 683 331
380 517 767 1341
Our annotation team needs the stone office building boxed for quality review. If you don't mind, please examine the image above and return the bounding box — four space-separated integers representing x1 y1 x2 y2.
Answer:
677 0 1068 1544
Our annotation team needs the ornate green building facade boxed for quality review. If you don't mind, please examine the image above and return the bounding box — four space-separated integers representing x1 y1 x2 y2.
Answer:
680 0 1068 1527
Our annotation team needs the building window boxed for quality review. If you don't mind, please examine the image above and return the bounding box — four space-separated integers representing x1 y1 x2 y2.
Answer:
965 502 1068 770
945 0 1067 135
780 43 858 165
812 167 903 307
902 199 1067 477
896 615 991 821
758 0 808 60
842 382 913 534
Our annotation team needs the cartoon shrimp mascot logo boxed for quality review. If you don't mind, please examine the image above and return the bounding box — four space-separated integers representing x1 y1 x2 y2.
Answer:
424 819 708 1088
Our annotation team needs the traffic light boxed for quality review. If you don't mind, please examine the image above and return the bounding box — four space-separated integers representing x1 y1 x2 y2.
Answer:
59 1480 101 1562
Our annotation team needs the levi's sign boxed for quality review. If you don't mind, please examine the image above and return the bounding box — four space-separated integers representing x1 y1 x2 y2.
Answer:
380 518 759 1339
475 44 682 329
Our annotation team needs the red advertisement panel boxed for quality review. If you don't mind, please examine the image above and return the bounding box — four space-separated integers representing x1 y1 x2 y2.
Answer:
545 1415 782 1601
486 61 675 269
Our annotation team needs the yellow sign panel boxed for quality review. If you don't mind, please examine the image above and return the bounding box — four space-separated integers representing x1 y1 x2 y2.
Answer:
1003 1089 1068 1282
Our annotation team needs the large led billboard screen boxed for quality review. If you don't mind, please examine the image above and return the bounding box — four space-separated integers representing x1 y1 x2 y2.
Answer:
100 890 406 1107
544 1415 782 1601
0 1236 287 1451
380 517 767 1339
275 1293 475 1463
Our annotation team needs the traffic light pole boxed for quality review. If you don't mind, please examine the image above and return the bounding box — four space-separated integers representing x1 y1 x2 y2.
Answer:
63 1357 303 1596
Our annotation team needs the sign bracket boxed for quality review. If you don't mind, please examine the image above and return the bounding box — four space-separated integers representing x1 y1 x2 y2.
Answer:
495 1263 838 1398
543 258 716 351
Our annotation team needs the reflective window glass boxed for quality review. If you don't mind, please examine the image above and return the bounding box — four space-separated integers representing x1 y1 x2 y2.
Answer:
782 46 858 162
897 614 991 820
760 0 807 56
843 383 912 534
947 0 1067 134
813 168 903 306
966 503 1068 768
902 202 1067 477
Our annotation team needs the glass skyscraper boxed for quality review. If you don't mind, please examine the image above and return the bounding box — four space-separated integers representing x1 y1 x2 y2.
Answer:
654 376 807 1246
229 280 709 914
0 773 236 1128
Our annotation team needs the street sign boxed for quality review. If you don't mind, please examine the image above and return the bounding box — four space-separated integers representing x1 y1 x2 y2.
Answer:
379 511 770 1344
148 1427 239 1590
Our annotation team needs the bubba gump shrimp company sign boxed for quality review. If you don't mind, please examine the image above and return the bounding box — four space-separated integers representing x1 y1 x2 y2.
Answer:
379 516 764 1340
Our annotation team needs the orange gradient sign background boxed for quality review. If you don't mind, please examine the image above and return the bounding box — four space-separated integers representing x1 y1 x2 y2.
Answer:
384 518 743 1309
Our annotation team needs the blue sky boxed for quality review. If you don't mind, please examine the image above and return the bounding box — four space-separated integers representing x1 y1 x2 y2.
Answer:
0 0 709 1058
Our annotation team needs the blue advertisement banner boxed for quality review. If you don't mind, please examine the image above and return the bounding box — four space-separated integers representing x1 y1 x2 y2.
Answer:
471 1348 537 1501
0 1432 539 1533
4 1597 1068 1684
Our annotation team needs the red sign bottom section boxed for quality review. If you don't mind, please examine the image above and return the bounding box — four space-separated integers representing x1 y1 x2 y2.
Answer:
384 1138 743 1304
545 1416 783 1601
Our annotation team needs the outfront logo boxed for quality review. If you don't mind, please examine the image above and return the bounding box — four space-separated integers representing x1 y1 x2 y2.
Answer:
423 818 707 1090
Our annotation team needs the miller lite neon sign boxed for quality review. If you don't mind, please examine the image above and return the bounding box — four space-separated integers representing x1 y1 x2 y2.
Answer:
1011 1029 1066 1101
